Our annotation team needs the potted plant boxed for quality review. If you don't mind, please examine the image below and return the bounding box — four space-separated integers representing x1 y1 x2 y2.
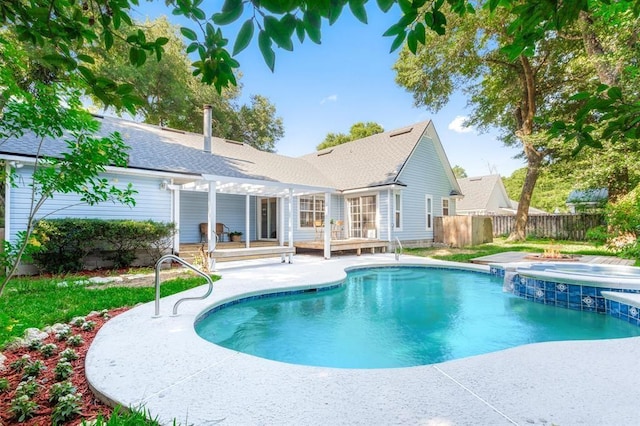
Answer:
229 231 243 242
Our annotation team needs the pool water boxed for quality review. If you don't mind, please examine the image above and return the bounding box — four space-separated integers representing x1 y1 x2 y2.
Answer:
195 267 640 368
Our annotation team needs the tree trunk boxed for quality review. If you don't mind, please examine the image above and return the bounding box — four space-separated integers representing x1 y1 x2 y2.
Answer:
508 55 541 242
507 149 544 241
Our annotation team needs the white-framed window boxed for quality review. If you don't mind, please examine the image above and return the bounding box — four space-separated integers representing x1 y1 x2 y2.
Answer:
442 197 450 216
299 194 325 228
394 191 402 229
425 195 433 231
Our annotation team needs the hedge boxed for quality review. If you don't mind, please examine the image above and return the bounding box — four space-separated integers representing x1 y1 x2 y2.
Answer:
31 219 175 273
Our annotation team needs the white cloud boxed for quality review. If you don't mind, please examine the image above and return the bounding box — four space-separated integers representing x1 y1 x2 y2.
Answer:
448 116 473 133
320 94 338 105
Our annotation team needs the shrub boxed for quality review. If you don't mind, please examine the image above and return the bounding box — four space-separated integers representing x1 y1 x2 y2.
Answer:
51 393 82 425
31 219 175 273
81 320 96 331
49 381 77 404
40 342 58 358
59 348 79 362
66 334 84 347
9 395 39 422
9 354 30 372
55 325 72 341
0 377 9 393
31 219 102 273
54 360 74 381
15 377 40 398
22 359 46 379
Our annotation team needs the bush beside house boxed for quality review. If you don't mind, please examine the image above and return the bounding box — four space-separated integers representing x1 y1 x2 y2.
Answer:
30 219 175 273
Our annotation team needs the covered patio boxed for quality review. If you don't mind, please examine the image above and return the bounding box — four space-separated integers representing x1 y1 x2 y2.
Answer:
169 173 337 269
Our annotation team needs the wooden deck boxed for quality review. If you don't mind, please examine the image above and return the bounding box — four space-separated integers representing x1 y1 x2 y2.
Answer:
294 239 389 256
179 241 287 263
470 251 634 266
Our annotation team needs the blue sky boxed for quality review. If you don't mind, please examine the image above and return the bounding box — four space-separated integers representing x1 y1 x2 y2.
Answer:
134 2 524 178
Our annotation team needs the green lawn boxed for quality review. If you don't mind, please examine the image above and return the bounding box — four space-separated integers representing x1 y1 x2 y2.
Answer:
406 237 631 264
0 273 217 347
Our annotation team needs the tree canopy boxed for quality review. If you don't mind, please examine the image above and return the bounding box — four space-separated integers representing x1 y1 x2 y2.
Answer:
317 122 384 150
451 165 467 179
87 16 284 151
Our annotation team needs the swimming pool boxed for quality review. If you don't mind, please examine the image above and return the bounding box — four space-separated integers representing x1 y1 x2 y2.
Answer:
195 266 640 368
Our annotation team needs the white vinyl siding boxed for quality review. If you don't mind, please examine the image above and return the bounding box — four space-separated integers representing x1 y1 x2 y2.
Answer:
9 167 172 242
393 129 456 241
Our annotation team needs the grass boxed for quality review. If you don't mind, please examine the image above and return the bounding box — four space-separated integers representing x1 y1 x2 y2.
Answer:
406 237 629 264
0 273 218 347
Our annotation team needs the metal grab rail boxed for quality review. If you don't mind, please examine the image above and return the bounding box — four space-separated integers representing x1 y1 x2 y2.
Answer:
394 237 403 261
154 254 214 317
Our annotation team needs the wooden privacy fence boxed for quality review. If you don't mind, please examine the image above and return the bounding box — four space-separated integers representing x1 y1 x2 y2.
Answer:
434 216 493 247
488 214 605 240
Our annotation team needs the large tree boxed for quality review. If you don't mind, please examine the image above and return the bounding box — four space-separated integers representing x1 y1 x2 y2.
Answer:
394 3 593 240
88 17 284 151
317 122 384 150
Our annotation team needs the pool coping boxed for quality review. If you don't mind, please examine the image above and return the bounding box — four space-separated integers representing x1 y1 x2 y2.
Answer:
86 254 640 425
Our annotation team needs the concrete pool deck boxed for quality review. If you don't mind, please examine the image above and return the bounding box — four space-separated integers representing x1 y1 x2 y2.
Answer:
86 254 640 425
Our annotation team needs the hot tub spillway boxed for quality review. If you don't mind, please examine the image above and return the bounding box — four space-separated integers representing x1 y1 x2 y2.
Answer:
503 270 517 293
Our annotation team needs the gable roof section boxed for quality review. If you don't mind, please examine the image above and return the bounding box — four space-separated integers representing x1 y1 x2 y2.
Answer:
456 174 511 212
300 120 460 192
0 115 333 190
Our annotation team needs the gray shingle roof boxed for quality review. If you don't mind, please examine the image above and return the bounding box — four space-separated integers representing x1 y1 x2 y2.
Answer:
456 174 508 211
299 121 431 191
0 115 333 188
1 115 448 193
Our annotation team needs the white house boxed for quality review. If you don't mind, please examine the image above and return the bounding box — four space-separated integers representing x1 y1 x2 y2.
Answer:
2 111 462 264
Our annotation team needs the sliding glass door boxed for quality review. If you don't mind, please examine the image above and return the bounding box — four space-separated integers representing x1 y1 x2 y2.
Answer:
347 195 377 238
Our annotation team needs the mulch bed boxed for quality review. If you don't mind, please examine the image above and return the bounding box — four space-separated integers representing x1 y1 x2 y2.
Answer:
0 307 129 425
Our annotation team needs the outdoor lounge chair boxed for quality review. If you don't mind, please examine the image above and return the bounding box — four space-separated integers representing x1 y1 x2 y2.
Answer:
199 223 230 243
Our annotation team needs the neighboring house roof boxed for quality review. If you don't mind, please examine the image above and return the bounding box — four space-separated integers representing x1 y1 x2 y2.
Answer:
456 175 511 213
300 120 460 193
1 115 460 195
457 174 547 215
566 188 608 205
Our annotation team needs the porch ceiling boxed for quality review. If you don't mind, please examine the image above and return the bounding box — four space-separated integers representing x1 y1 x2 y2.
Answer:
177 174 336 197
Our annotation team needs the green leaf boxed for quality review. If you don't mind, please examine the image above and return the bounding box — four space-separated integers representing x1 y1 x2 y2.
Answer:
233 19 254 55
186 42 199 53
376 0 394 12
296 20 306 43
264 16 294 51
76 54 95 64
180 27 198 41
258 30 276 71
156 37 169 46
607 86 622 100
570 92 591 101
414 22 426 44
304 10 322 44
77 66 96 83
212 2 244 26
407 29 417 54
104 31 114 50
389 31 406 52
192 7 206 20
383 23 405 37
221 0 241 12
349 0 368 24
328 2 344 25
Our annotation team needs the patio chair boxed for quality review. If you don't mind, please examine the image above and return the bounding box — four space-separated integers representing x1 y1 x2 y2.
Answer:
216 223 230 242
332 220 344 240
314 220 324 240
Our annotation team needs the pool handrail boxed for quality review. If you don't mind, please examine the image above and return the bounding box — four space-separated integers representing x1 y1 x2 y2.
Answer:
154 254 214 317
394 237 403 261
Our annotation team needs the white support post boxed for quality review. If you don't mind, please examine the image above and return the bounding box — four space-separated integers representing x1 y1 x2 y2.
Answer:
288 189 294 263
279 197 285 246
172 189 180 255
324 192 331 259
387 188 392 242
4 162 11 248
245 194 250 248
207 182 217 270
